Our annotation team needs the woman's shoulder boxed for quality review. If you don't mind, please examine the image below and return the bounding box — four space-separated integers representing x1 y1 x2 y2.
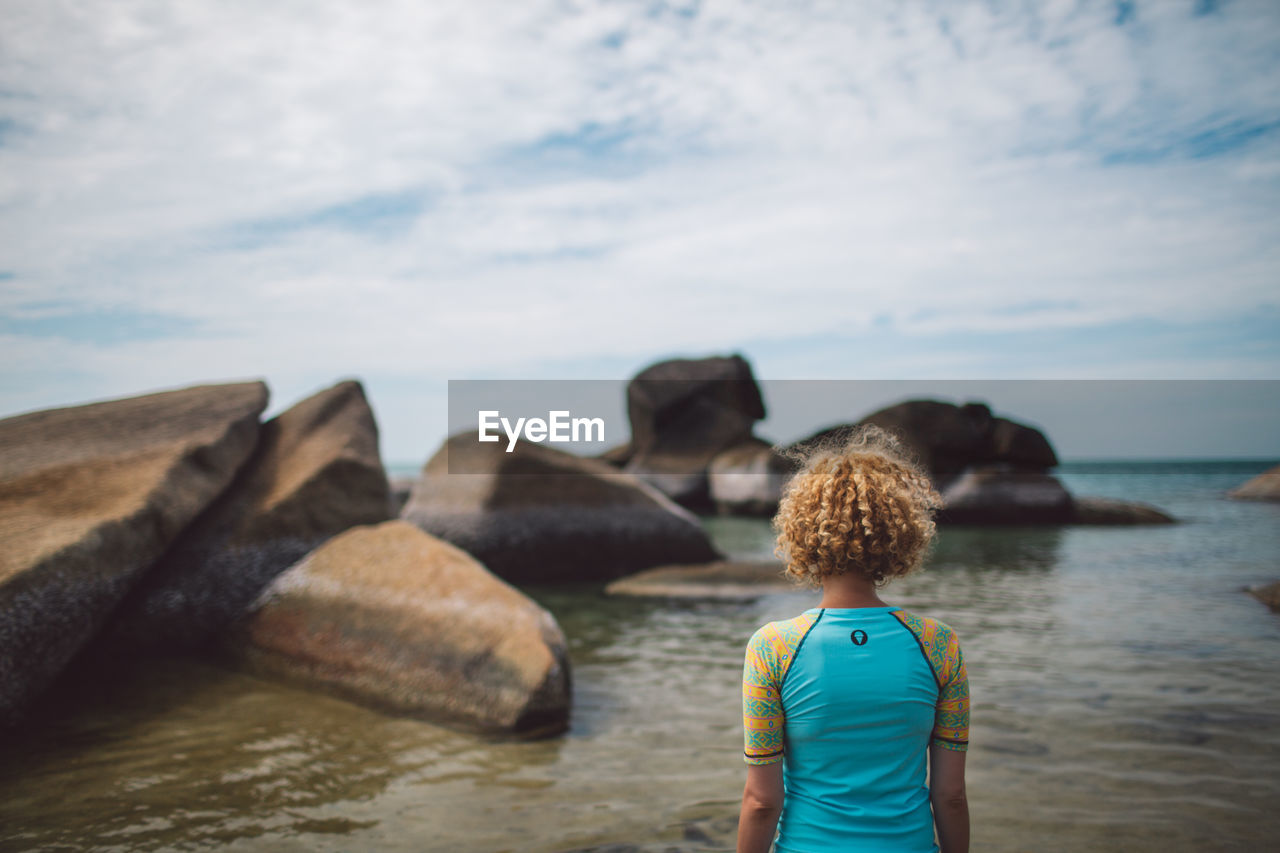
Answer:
892 608 961 645
892 609 966 685
746 611 821 655
745 611 822 681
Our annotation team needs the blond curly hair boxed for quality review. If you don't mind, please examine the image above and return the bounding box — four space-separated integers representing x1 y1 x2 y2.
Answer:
773 425 942 588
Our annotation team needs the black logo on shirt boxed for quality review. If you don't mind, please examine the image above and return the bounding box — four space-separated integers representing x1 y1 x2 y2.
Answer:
850 630 868 646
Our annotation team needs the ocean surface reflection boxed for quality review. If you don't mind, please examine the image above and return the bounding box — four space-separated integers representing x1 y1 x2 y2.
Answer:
3 463 1279 851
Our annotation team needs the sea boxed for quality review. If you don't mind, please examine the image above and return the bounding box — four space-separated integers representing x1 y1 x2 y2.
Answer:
2 460 1277 852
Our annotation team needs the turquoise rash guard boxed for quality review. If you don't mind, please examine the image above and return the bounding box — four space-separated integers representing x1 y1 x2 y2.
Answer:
743 606 969 852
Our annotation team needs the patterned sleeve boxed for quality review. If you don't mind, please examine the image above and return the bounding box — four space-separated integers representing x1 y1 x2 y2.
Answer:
742 625 785 765
933 633 970 752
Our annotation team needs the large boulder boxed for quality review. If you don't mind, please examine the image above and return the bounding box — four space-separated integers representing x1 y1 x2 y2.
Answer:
707 438 797 516
0 381 268 724
938 466 1075 524
231 521 571 734
793 400 1057 482
401 434 721 583
620 355 766 507
1229 465 1280 502
103 380 392 650
790 400 1083 525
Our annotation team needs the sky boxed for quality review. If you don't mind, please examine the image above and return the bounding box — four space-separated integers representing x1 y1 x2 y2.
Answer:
1 0 1278 464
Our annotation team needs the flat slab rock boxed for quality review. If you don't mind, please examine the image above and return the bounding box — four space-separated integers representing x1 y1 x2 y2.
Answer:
605 560 799 600
1070 496 1176 525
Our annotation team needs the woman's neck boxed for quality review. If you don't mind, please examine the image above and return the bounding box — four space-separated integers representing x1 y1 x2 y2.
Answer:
818 571 890 609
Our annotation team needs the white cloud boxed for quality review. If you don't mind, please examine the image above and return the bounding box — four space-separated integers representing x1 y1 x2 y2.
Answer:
1 0 1278 459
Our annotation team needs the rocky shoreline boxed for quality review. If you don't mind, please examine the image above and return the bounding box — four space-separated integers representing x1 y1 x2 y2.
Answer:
1 354 1210 734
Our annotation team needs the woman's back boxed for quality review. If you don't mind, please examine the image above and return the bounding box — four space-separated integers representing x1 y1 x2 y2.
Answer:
745 606 967 852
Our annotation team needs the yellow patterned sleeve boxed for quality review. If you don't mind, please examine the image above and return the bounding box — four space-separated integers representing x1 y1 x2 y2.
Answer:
933 633 970 752
742 625 785 765
891 610 970 752
742 614 819 764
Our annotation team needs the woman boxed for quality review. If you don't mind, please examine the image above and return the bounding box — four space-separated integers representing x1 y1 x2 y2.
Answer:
737 427 970 853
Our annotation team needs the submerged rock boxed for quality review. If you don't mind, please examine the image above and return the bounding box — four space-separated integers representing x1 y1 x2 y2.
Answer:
0 381 268 725
1069 496 1176 525
620 354 766 507
605 560 795 600
1229 465 1280 502
232 521 571 734
401 434 721 583
103 380 391 650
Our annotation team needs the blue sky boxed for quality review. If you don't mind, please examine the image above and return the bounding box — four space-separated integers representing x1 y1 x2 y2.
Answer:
1 0 1278 463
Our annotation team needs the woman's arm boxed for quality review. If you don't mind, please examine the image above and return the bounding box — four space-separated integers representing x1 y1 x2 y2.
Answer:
929 743 969 853
737 761 783 853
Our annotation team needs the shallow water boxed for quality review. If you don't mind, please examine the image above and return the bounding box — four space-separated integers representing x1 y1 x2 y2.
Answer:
2 462 1279 851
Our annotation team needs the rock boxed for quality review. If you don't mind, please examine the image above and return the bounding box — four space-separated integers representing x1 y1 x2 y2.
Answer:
388 474 416 515
938 466 1075 524
597 441 633 467
605 560 794 600
707 438 797 516
0 381 268 725
103 380 391 650
941 471 1177 526
987 417 1057 471
400 434 721 583
784 400 1160 526
621 354 766 507
1229 465 1280 501
231 521 571 734
1246 580 1280 611
1069 497 1177 525
793 399 1057 481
